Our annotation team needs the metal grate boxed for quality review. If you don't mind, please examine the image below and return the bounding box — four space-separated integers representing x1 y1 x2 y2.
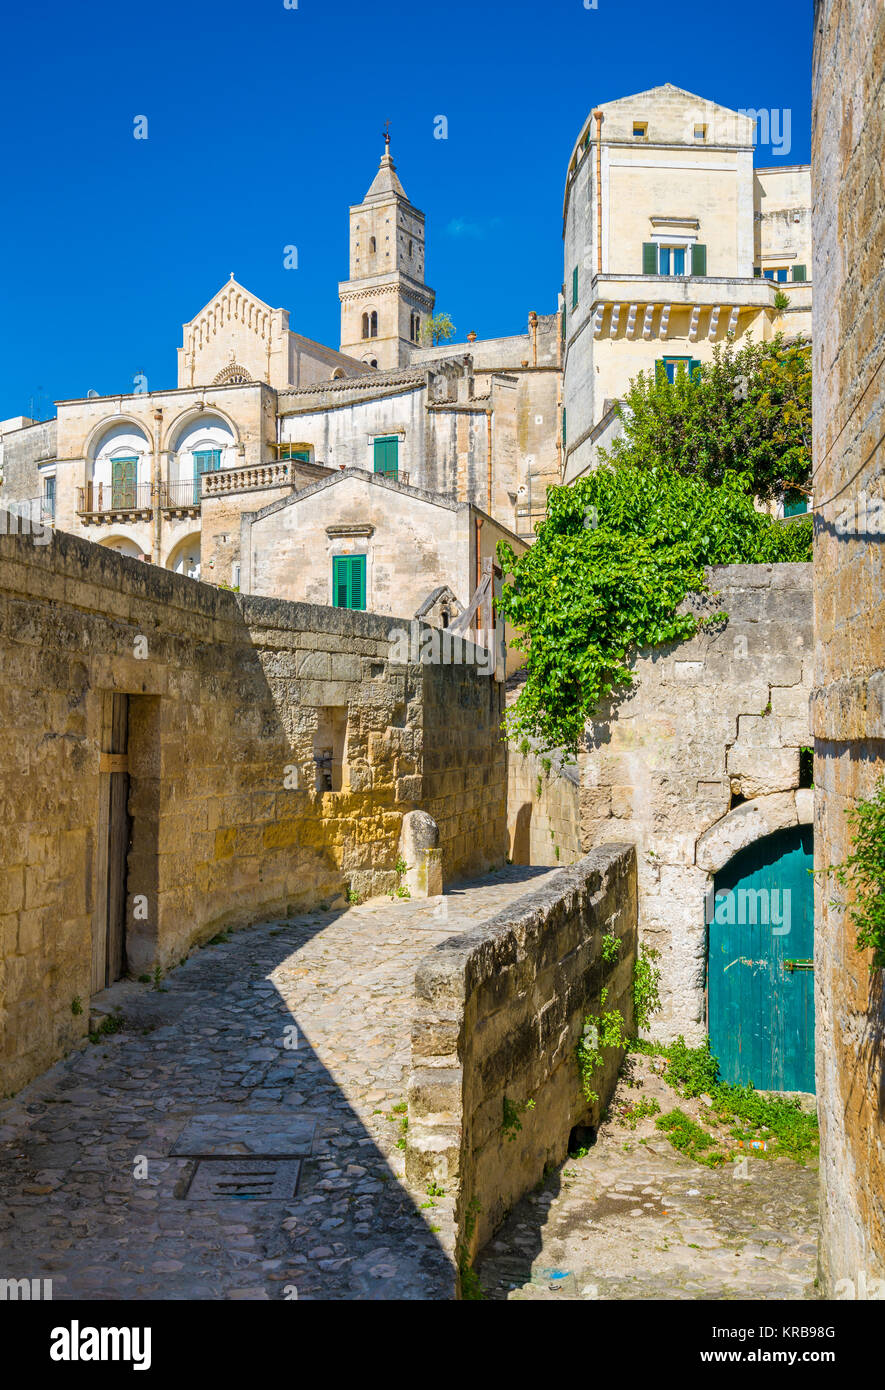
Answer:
185 1158 302 1201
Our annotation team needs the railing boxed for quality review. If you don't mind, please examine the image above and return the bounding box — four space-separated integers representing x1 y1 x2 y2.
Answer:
162 478 202 509
77 483 153 514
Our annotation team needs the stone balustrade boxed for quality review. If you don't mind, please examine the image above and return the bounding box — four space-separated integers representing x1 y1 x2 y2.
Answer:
202 461 296 496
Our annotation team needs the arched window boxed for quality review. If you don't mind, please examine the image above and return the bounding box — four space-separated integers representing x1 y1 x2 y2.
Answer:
361 312 369 339
369 236 376 254
408 239 413 258
370 311 378 337
414 313 420 342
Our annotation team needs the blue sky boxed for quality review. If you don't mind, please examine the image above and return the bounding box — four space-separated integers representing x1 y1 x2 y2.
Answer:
0 0 811 419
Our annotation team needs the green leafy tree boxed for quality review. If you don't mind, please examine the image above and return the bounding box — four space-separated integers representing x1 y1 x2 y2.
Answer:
496 462 812 753
603 334 811 502
421 312 456 346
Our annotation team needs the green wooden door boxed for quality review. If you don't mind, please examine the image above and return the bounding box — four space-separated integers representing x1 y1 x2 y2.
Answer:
193 449 221 504
332 554 366 610
708 824 814 1093
111 456 137 508
373 436 399 478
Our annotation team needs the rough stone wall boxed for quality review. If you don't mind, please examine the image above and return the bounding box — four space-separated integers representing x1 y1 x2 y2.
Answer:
579 563 813 1042
508 744 581 868
406 846 637 1279
0 524 507 1095
421 663 507 882
0 419 57 506
812 0 885 1295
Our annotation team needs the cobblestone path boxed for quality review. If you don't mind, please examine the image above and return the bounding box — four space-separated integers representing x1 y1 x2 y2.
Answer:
0 866 554 1301
476 1052 819 1300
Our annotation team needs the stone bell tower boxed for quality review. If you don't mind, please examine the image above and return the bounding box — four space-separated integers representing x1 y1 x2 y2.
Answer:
338 131 436 370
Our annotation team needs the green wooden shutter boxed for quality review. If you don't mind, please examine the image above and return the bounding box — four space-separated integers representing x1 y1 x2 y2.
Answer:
691 243 707 276
333 555 366 610
792 264 806 282
642 242 657 275
333 555 347 608
349 555 366 610
193 449 221 504
111 456 137 508
373 436 399 478
572 266 579 307
689 358 702 380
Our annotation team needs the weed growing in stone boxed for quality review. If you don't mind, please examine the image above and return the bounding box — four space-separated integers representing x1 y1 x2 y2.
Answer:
655 1108 727 1166
601 932 621 964
501 1095 535 1141
71 997 83 1016
458 1198 484 1300
614 1096 661 1130
633 1036 819 1163
820 773 885 969
633 943 662 1031
88 1009 125 1044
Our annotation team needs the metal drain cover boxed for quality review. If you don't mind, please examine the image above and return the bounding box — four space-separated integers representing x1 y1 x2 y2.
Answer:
186 1158 302 1201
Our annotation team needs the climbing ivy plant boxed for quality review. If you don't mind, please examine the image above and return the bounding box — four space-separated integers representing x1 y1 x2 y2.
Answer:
496 462 812 753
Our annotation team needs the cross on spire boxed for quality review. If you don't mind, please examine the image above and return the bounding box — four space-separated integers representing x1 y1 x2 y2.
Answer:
383 119 391 150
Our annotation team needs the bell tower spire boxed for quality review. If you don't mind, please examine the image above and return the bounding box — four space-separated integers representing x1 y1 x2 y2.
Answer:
338 139 435 370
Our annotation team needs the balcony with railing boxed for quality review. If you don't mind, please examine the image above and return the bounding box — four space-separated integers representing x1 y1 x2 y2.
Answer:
76 482 153 520
161 478 203 516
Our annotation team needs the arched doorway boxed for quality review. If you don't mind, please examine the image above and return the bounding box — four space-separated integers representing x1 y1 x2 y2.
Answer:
166 534 201 578
99 535 143 559
708 824 814 1092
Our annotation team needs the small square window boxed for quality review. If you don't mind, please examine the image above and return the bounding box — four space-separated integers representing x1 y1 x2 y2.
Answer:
633 122 647 138
694 124 707 141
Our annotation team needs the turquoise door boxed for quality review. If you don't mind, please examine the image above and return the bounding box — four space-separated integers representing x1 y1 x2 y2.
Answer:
708 824 814 1093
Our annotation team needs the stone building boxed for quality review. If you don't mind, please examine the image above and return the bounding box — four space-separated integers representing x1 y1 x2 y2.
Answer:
812 0 885 1296
0 142 559 599
0 521 508 1094
561 85 812 492
237 466 528 675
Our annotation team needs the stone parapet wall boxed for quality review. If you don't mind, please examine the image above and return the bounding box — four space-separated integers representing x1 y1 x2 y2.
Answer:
0 524 506 1094
405 845 637 1287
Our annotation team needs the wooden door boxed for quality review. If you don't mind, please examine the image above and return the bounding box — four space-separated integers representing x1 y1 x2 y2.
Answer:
708 824 815 1092
111 457 137 509
91 693 131 993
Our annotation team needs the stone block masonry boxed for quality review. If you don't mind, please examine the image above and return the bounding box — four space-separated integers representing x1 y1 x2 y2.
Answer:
405 845 637 1283
507 737 581 868
579 562 813 1042
0 523 507 1095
